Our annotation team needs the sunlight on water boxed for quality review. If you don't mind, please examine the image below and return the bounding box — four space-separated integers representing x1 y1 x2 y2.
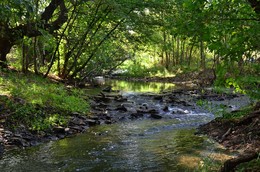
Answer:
0 80 235 172
108 79 176 93
0 120 234 172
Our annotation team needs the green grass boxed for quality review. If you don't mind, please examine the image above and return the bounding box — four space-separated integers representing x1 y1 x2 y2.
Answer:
0 70 89 131
222 106 253 119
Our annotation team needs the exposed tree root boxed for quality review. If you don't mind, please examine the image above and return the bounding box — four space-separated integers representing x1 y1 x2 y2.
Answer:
198 102 260 171
221 152 259 172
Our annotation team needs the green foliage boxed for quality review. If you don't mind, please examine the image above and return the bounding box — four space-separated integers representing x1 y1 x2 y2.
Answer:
222 106 253 119
5 100 38 126
5 100 69 131
225 78 245 94
214 62 260 99
0 71 89 131
30 113 68 131
1 72 89 113
2 0 259 84
214 64 229 86
196 99 227 117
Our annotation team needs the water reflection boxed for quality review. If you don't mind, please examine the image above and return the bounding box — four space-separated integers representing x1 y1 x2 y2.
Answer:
108 80 176 93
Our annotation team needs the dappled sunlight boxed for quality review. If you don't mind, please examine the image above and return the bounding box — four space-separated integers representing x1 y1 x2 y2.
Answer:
205 152 234 162
0 72 89 113
177 155 201 169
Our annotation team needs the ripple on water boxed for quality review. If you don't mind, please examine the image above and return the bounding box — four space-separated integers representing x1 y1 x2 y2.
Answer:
1 80 240 171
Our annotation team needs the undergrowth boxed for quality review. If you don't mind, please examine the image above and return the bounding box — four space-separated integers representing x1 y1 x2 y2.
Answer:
222 106 253 119
0 70 89 131
214 63 260 100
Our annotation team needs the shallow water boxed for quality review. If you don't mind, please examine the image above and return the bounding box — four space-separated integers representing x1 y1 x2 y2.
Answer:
0 80 235 171
0 120 231 172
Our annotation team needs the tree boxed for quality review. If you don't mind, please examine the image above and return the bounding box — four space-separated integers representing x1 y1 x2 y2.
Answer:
0 0 68 67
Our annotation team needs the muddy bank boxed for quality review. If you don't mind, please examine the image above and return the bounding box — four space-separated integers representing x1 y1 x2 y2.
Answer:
197 102 260 171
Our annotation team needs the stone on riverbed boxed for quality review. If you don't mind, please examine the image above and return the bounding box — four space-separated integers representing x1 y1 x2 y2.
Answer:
162 106 169 112
70 117 86 125
150 114 163 119
10 137 30 147
86 119 99 126
53 126 67 134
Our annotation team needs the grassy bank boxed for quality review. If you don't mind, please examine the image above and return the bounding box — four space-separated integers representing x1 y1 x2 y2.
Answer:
0 70 89 131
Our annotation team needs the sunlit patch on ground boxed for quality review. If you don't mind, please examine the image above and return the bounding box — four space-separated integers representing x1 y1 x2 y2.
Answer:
177 155 201 169
206 152 235 162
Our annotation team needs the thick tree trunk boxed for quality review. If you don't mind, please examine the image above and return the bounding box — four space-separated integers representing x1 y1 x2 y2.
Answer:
0 37 13 68
0 0 67 68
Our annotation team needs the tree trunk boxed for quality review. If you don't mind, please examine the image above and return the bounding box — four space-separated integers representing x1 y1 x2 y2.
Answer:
0 0 67 68
176 37 180 65
200 40 205 70
180 39 185 65
0 36 13 68
33 37 39 74
171 36 175 66
221 152 258 172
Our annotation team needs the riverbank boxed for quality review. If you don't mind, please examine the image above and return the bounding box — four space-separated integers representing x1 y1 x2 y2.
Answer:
0 70 93 155
197 102 260 171
111 68 215 88
0 69 259 171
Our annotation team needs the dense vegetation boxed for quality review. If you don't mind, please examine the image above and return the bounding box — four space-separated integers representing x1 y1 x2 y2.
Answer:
0 70 89 131
0 0 259 170
0 0 259 82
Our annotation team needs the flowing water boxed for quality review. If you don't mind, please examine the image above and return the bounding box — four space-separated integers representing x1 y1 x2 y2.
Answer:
0 80 235 172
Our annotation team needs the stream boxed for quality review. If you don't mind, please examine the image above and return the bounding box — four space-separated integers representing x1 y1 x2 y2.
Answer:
0 80 250 172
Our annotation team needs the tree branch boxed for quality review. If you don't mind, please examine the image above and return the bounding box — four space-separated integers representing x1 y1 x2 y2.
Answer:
12 0 68 39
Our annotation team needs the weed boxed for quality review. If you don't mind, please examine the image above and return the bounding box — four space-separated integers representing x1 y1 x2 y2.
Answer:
222 106 253 119
195 156 222 172
0 71 89 131
196 99 227 117
30 113 69 131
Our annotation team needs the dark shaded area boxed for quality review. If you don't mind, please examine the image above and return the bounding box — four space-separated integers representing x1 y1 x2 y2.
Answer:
248 0 260 15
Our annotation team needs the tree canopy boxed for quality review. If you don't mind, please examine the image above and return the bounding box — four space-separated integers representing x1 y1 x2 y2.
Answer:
0 0 259 81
